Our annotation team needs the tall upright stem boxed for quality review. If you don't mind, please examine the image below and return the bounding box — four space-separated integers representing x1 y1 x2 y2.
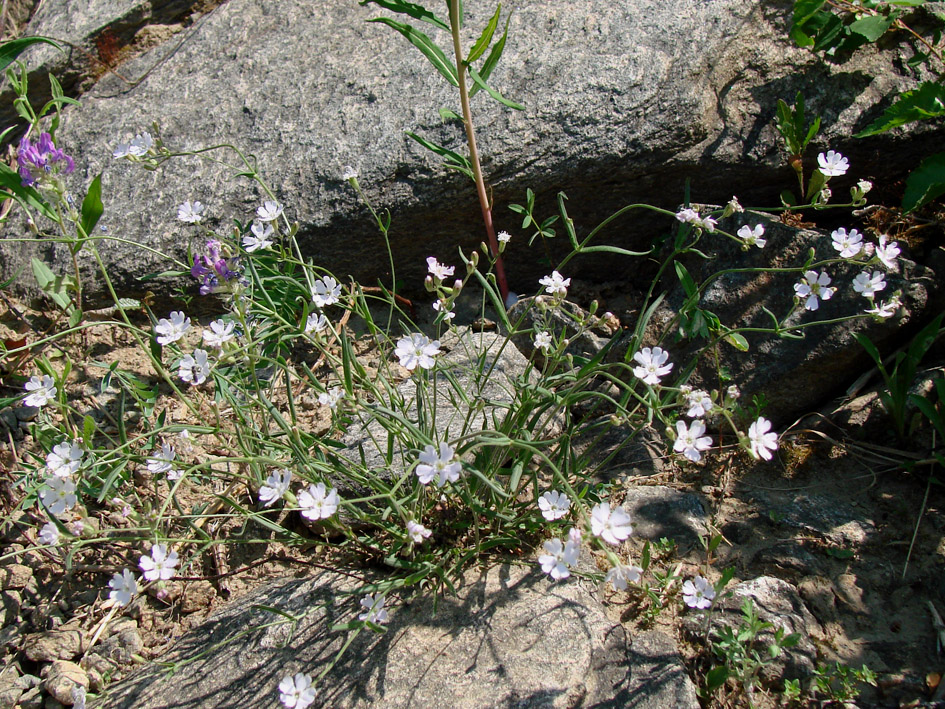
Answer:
449 0 509 305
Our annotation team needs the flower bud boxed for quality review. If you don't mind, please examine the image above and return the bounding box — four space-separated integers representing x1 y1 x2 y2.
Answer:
453 279 463 293
467 251 479 272
424 275 434 292
851 179 872 206
588 300 599 316
722 196 744 218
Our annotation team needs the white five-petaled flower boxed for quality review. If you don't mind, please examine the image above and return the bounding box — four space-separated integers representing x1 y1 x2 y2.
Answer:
632 347 673 386
39 521 60 545
312 276 342 308
674 420 713 462
817 150 849 177
747 417 779 461
406 520 432 543
177 201 204 224
538 535 580 580
533 330 553 353
538 490 571 521
279 672 316 709
606 562 643 591
794 270 835 311
298 482 340 520
737 224 766 248
682 575 716 609
46 441 83 477
590 502 634 546
318 386 345 410
875 235 900 270
394 333 441 371
684 389 714 418
675 207 699 224
243 222 274 252
146 443 177 475
139 543 179 581
497 230 511 244
831 227 864 259
41 477 77 516
305 312 329 334
259 469 292 507
415 442 462 487
538 270 570 296
155 311 192 346
179 349 211 385
852 270 886 299
432 300 455 321
24 375 57 407
341 166 358 181
359 593 389 624
866 295 901 320
124 132 153 157
426 257 455 281
256 200 284 222
108 569 138 607
203 319 236 348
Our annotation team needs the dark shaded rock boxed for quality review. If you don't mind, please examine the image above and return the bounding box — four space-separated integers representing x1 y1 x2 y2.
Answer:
23 629 84 662
95 564 698 708
621 485 708 551
507 296 615 367
750 489 874 545
571 420 665 482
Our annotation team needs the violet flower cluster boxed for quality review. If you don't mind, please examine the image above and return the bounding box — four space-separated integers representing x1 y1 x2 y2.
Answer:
191 239 241 295
17 132 74 187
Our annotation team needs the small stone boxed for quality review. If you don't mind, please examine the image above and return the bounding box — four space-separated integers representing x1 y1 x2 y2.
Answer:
19 686 43 709
1 589 22 625
23 629 84 662
43 660 88 705
0 664 23 708
620 485 708 550
17 673 42 689
179 580 216 615
15 405 40 421
45 697 66 709
0 563 34 589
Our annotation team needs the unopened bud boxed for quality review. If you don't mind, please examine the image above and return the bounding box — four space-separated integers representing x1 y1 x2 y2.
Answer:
452 279 463 293
588 300 599 315
424 275 434 292
480 241 490 255
467 251 479 271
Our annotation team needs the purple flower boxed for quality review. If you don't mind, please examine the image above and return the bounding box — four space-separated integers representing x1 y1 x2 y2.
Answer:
17 132 74 186
191 240 241 294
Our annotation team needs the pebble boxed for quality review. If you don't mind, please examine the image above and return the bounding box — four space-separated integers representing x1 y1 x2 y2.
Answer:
1 589 22 626
43 660 89 705
19 686 43 709
0 563 34 589
24 629 84 662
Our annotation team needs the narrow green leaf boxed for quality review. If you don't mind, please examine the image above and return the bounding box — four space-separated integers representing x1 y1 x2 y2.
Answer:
80 174 104 237
369 17 458 86
793 0 826 27
405 131 473 177
902 151 945 212
438 107 462 121
0 162 56 220
360 0 450 30
806 168 827 201
674 261 697 299
467 4 501 65
469 15 509 97
82 415 96 446
724 332 750 351
855 82 945 137
0 36 62 74
467 66 523 109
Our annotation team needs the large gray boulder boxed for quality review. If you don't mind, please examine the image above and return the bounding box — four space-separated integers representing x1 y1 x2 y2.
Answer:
1 0 939 306
94 564 699 708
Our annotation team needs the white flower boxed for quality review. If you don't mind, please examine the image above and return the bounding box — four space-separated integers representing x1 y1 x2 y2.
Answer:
112 143 130 159
256 200 284 222
726 196 744 215
817 150 849 177
426 257 455 281
632 347 673 386
139 543 179 581
46 441 83 477
108 569 138 607
203 319 236 348
606 563 643 591
737 224 766 248
866 295 901 319
342 166 358 181
305 312 329 334
39 521 60 545
590 502 634 545
533 330 553 353
794 270 835 311
279 673 316 709
432 300 455 321
146 443 177 476
497 230 511 244
259 469 292 507
415 442 462 487
23 375 56 407
406 520 432 543
128 132 153 157
177 201 205 224
298 482 340 520
538 535 580 580
875 234 900 270
852 270 886 299
538 270 570 296
155 311 192 346
684 389 714 418
394 333 441 371
243 222 274 252
318 386 345 410
312 276 342 308
675 207 700 224
538 490 571 521
41 477 77 516
358 593 389 624
179 349 211 385
682 575 716 609
831 227 864 258
747 417 779 461
697 215 717 232
674 420 713 462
